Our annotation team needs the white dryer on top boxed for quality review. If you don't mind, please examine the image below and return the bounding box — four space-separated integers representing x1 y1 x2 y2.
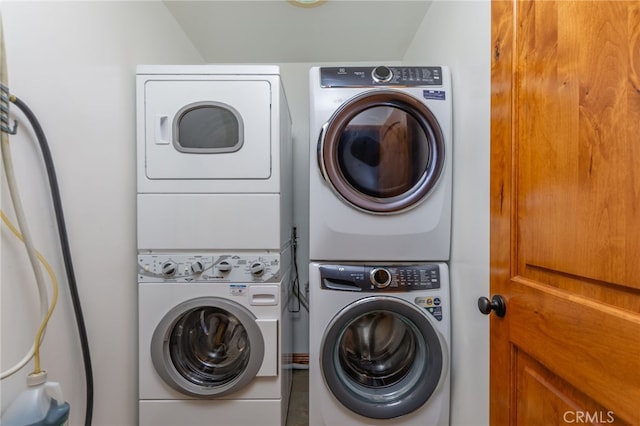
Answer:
309 66 452 262
136 65 292 252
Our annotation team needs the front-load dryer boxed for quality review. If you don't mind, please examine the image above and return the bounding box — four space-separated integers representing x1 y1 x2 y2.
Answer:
138 252 293 426
136 65 292 251
309 66 452 261
309 262 450 426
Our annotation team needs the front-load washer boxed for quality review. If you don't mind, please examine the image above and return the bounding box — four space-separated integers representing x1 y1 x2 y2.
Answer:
136 65 292 251
309 262 450 426
138 252 293 426
309 66 452 261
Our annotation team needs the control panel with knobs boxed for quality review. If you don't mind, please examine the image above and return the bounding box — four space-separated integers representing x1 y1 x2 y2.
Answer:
320 66 444 87
137 253 281 283
250 261 266 276
370 267 392 288
217 260 232 273
190 261 204 274
372 66 393 83
319 263 441 292
161 261 177 278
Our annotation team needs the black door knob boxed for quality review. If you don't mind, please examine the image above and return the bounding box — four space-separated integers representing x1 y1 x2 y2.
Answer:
478 295 506 317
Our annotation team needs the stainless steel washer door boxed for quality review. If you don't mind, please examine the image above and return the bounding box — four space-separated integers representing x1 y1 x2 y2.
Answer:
151 297 265 398
320 296 445 419
318 90 445 214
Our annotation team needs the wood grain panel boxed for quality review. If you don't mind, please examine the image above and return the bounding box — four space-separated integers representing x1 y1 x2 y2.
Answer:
491 1 640 425
627 2 640 285
490 1 515 423
515 1 640 290
509 278 640 424
515 351 628 425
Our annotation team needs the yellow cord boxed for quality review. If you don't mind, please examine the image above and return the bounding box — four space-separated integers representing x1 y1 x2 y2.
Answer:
1 209 58 374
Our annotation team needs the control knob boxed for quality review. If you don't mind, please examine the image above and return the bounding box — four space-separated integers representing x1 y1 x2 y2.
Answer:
217 260 232 273
250 261 266 276
190 261 204 274
372 66 393 83
370 267 392 288
161 261 178 278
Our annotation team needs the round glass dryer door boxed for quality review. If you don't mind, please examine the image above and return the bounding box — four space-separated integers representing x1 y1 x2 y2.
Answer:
150 297 265 398
319 90 445 214
320 296 445 419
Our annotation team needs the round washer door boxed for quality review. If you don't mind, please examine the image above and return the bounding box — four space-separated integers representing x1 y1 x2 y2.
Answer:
319 90 445 214
320 296 446 419
151 297 265 398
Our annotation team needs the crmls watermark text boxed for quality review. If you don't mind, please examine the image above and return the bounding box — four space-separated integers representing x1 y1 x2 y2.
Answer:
563 411 615 424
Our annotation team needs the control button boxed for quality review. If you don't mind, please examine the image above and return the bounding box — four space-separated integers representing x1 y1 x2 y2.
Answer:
161 261 177 278
372 66 393 83
250 261 266 276
190 261 204 274
370 267 392 289
217 261 232 273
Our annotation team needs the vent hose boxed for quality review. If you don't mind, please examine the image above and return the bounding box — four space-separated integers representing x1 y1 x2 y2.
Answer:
0 11 93 424
10 96 94 426
0 11 93 426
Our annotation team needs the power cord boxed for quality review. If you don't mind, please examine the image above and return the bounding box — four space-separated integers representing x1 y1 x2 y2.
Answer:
289 226 308 312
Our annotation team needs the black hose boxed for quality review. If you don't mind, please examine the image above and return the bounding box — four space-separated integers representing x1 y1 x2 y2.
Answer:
11 96 94 426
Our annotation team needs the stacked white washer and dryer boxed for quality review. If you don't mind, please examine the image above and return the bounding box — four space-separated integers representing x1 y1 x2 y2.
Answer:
308 65 453 425
136 65 293 426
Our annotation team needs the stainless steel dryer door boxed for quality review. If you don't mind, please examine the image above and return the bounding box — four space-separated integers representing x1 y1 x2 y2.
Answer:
318 90 445 214
320 296 446 419
150 297 265 398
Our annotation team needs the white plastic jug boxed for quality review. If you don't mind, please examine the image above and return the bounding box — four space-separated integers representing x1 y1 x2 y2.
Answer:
0 371 70 426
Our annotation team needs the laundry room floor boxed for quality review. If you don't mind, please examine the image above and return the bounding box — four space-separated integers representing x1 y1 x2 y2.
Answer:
286 369 309 426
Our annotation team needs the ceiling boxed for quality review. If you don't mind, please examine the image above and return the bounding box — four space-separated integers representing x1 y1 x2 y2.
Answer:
163 1 432 63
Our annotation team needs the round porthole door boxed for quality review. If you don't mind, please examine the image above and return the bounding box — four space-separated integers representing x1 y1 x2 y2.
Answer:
318 90 445 214
320 296 446 419
151 297 265 398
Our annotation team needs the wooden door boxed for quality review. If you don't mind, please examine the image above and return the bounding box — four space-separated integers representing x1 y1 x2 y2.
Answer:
490 1 640 424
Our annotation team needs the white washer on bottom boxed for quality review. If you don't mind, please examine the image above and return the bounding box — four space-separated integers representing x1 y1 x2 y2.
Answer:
309 262 450 426
138 252 292 426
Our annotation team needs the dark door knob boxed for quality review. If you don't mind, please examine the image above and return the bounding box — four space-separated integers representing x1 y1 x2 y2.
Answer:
478 295 506 317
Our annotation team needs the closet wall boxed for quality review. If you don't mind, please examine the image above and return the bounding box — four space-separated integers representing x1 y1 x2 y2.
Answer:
0 3 203 424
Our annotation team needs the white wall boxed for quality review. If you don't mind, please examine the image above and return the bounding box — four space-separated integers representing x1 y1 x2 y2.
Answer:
0 2 203 425
403 2 491 425
278 63 312 356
